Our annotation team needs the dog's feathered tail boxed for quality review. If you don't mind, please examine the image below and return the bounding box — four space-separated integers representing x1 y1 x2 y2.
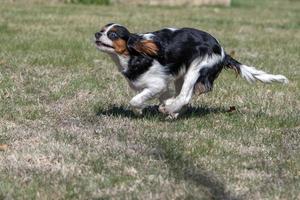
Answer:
224 54 289 84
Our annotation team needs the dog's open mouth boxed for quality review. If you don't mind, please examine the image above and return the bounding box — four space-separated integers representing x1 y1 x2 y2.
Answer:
95 40 114 49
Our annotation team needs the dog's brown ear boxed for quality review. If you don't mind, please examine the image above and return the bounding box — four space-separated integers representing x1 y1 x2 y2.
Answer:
113 39 128 55
127 35 158 56
133 40 159 56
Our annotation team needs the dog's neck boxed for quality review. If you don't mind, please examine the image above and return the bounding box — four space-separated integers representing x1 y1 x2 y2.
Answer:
108 53 129 73
108 52 138 91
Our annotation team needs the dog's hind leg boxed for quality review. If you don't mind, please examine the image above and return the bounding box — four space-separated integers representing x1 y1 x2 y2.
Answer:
161 54 224 117
160 59 201 117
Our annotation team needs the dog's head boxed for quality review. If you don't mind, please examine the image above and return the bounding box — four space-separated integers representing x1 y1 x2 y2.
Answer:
95 23 159 56
94 23 131 55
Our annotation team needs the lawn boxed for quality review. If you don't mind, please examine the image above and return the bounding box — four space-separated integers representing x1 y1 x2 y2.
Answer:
0 0 299 199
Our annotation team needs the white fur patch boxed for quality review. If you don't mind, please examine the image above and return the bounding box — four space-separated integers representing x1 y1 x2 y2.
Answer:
104 24 117 34
108 53 129 73
166 28 177 32
239 65 289 84
129 60 170 109
142 33 155 40
101 24 117 46
131 60 170 91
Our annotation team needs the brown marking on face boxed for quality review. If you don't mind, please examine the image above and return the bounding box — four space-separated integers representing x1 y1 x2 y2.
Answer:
134 40 158 56
112 38 128 55
109 27 117 32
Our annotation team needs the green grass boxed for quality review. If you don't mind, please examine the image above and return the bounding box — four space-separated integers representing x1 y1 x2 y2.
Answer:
0 0 299 199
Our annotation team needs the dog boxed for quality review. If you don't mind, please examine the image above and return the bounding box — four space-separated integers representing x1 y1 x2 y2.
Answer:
94 23 288 118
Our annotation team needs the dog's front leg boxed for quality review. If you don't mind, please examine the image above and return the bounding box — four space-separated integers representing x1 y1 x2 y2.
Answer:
129 88 154 115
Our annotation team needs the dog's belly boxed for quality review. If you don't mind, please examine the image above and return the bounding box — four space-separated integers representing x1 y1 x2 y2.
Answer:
129 60 172 91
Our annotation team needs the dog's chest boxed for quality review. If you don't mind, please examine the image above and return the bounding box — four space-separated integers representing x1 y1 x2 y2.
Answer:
123 55 154 81
109 54 130 73
109 54 145 90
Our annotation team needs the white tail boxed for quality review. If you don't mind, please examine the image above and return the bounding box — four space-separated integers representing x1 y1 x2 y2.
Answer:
239 65 289 84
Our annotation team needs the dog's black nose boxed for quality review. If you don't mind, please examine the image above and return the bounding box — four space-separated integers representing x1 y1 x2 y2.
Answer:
95 32 102 39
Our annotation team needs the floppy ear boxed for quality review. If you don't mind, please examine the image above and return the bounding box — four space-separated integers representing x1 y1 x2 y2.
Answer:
127 34 158 56
127 34 140 53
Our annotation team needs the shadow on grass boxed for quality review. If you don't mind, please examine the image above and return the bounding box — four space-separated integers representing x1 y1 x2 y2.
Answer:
95 105 137 118
95 104 227 120
148 138 240 200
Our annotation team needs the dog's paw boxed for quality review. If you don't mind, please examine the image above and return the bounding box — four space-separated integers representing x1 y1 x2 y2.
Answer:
129 98 142 108
129 99 144 116
159 104 179 120
166 112 179 120
159 104 174 114
160 97 177 114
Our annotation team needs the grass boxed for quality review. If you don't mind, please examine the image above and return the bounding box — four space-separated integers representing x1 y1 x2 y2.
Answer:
70 0 110 5
0 0 299 199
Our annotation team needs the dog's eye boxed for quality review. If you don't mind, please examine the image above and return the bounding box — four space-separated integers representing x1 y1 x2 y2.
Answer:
108 32 118 40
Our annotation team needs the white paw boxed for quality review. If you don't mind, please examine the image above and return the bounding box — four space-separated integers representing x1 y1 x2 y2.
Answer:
129 98 143 108
159 103 179 119
166 112 179 120
130 98 146 116
164 100 179 114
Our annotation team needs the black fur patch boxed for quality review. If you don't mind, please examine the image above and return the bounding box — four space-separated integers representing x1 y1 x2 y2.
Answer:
124 27 228 89
108 25 131 41
122 55 153 80
152 28 223 77
196 61 224 92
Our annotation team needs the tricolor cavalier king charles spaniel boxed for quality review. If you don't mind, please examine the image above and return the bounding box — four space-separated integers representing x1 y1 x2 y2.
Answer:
94 23 288 118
